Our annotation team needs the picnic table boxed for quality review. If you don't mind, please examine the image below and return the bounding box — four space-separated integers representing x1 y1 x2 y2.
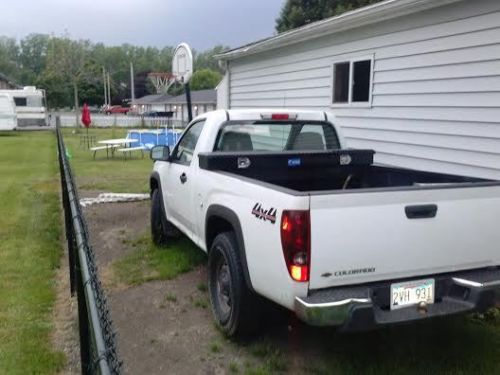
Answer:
91 138 138 159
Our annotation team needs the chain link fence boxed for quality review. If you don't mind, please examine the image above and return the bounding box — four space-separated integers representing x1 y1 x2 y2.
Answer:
57 114 187 129
56 123 122 374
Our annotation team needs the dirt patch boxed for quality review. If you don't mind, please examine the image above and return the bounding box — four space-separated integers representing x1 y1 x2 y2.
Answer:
82 200 500 375
83 200 262 374
110 270 242 375
84 200 149 266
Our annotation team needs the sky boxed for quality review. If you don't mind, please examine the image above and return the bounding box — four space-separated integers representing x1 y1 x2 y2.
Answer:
0 0 284 50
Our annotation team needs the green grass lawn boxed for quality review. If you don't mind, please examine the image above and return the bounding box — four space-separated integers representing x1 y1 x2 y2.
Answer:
240 314 500 375
0 131 64 374
112 233 206 286
62 128 154 193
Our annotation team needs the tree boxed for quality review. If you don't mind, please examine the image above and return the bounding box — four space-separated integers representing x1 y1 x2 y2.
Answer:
35 70 71 109
19 34 49 76
190 69 222 91
0 37 20 79
44 36 97 127
194 45 229 74
276 0 383 33
0 33 228 107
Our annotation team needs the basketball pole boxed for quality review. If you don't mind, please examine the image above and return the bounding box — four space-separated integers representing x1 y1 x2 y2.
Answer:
173 43 194 124
185 82 193 123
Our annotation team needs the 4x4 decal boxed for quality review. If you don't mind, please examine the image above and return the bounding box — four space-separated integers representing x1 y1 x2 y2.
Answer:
252 203 277 224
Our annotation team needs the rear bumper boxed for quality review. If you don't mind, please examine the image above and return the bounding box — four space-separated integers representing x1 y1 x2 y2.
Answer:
295 267 500 330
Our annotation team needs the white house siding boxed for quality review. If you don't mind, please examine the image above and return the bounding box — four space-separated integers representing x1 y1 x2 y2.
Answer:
225 0 500 180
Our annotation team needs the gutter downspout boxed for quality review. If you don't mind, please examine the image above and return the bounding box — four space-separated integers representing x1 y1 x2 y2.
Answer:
227 61 231 109
219 60 231 109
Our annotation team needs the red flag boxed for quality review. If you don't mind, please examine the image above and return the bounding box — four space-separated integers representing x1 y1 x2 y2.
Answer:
81 103 91 128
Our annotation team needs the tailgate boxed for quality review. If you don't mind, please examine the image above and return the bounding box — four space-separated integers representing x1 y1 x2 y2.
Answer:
309 185 500 290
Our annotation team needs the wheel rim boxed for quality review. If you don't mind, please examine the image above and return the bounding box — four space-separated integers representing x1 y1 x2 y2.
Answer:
215 248 232 321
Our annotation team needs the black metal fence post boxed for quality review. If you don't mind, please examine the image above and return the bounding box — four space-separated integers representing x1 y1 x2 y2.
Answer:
57 116 77 295
75 254 91 374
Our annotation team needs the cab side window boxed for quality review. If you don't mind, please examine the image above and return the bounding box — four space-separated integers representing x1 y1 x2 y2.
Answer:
170 120 206 165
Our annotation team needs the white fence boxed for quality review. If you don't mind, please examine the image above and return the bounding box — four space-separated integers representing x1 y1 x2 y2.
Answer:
58 114 187 129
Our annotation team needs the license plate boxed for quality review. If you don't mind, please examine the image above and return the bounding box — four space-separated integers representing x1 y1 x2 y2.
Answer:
390 278 435 310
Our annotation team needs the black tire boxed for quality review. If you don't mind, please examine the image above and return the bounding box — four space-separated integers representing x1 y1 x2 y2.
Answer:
208 232 262 337
151 189 179 246
151 189 167 246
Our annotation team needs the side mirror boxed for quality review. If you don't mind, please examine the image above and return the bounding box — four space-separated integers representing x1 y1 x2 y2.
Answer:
150 145 170 161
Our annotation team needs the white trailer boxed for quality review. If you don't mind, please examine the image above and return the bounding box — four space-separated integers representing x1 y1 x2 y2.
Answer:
0 93 17 131
0 86 48 127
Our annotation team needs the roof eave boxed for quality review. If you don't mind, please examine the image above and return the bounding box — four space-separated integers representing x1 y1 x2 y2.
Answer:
216 0 462 61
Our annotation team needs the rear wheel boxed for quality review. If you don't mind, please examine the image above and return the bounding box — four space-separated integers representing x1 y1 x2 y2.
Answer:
208 232 261 337
151 189 179 246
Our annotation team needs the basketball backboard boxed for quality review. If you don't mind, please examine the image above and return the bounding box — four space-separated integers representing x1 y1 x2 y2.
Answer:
172 43 193 84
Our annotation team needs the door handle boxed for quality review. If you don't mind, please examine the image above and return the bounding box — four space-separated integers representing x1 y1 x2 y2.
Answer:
180 172 187 184
405 204 438 219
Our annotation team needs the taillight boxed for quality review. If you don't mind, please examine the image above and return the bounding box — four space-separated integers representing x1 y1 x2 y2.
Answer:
260 113 298 121
281 210 310 282
271 113 290 120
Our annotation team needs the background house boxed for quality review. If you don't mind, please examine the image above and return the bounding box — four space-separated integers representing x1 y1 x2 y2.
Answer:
135 89 217 123
216 0 500 180
134 94 171 113
164 89 217 123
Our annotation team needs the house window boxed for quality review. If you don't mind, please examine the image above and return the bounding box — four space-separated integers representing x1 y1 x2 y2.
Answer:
333 62 350 103
332 56 373 105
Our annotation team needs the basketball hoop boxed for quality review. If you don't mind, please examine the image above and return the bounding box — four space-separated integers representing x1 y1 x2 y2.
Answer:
148 72 176 94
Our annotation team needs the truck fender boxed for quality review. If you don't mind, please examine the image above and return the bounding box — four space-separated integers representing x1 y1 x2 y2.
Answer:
205 204 255 292
150 172 161 197
150 172 168 220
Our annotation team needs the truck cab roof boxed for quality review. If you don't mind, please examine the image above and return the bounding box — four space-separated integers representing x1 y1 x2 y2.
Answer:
203 109 334 122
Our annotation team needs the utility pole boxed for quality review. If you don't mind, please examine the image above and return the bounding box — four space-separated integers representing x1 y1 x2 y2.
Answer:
74 81 79 129
130 62 135 103
102 67 107 107
107 73 111 106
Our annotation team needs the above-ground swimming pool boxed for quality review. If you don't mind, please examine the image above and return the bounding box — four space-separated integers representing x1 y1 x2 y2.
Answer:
127 129 182 149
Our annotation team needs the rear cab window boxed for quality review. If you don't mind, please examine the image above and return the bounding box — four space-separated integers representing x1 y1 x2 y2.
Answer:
214 121 340 152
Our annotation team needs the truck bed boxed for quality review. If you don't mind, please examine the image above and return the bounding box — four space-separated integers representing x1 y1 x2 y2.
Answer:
198 150 494 193
200 149 500 290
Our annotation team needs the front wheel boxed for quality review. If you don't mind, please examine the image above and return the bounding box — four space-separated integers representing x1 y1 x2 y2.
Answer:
151 189 179 246
208 232 262 337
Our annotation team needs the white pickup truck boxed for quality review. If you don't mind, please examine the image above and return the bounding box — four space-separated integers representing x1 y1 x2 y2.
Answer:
150 109 500 336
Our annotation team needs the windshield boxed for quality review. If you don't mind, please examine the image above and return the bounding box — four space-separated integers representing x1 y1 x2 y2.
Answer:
214 122 340 152
27 95 43 107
